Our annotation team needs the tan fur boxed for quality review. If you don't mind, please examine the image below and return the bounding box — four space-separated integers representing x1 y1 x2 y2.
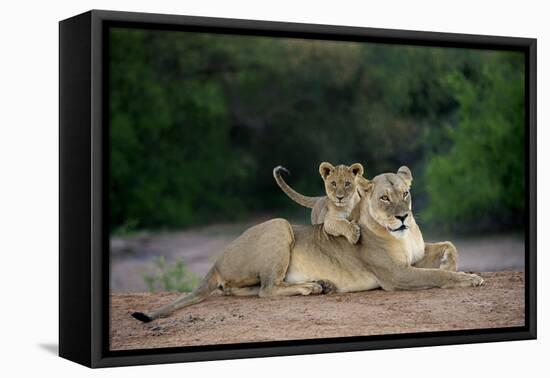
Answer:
273 163 364 244
318 162 364 244
132 166 482 323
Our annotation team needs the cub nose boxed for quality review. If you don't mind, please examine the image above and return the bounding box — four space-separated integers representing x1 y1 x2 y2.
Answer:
336 195 344 200
395 214 408 222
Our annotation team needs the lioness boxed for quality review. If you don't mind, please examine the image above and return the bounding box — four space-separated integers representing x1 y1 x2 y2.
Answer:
132 166 482 323
275 162 364 244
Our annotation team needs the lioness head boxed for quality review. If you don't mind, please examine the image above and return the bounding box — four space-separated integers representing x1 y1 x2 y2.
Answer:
362 166 413 239
319 162 364 207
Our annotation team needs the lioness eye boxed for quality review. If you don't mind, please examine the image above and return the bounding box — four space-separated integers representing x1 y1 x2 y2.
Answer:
331 181 337 187
345 181 351 188
403 191 409 198
381 195 389 202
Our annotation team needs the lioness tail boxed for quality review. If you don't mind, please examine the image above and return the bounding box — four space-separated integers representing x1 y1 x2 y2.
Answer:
131 267 221 323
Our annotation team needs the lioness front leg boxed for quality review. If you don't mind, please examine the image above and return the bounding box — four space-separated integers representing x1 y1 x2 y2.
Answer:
414 242 458 271
376 266 483 291
323 217 361 244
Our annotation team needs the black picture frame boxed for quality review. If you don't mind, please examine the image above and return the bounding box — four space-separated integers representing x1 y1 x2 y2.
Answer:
59 9 537 368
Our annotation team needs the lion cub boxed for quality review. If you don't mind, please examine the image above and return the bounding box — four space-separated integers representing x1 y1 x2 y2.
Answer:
273 162 365 243
317 162 364 244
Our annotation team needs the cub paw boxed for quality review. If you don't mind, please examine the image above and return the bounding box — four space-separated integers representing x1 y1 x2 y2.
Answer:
347 222 361 244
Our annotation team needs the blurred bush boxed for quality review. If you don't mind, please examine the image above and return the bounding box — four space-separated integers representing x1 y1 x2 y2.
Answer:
142 256 200 292
423 53 525 230
109 28 525 233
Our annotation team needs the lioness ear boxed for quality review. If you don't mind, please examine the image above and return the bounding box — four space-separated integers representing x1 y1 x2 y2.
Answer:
319 162 335 180
397 166 413 187
356 176 373 193
349 163 364 177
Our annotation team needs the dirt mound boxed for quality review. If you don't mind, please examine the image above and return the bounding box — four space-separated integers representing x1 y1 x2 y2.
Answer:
110 271 524 351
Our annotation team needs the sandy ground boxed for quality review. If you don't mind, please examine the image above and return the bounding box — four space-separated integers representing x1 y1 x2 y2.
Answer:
110 220 525 292
110 271 524 351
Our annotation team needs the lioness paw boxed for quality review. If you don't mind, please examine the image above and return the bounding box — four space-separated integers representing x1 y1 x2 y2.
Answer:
302 282 323 295
316 279 336 294
440 249 458 271
455 272 484 287
468 273 484 286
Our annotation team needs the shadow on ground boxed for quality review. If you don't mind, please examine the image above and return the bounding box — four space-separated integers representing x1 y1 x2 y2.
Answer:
38 343 58 355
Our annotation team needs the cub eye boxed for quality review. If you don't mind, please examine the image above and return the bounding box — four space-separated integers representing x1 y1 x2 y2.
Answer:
403 191 409 198
380 195 390 202
344 181 351 188
331 181 337 187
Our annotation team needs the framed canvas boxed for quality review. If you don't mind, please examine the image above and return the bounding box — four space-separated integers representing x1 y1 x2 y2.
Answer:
59 9 537 368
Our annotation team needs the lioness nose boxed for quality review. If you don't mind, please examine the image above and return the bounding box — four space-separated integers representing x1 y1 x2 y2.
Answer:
395 214 408 222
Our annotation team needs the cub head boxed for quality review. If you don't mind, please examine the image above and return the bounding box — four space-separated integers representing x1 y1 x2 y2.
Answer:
361 166 413 239
319 162 364 207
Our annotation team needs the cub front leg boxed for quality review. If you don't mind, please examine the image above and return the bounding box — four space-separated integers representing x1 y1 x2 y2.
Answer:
323 217 361 244
414 242 458 271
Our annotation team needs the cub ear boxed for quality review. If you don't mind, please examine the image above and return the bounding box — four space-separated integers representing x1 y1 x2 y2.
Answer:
319 162 335 180
349 163 364 177
397 166 413 187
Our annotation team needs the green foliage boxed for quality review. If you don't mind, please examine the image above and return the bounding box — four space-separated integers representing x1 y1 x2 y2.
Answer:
423 53 525 229
142 256 200 293
109 28 525 233
110 30 249 232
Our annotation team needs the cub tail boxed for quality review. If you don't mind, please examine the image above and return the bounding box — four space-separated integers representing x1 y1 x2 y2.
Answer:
273 165 323 209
